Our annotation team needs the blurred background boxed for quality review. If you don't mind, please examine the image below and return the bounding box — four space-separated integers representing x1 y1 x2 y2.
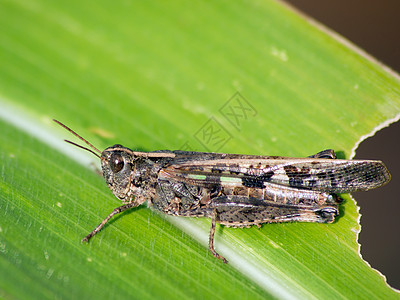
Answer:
285 0 400 289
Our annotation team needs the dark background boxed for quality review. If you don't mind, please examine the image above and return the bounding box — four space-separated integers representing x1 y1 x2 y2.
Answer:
284 0 400 290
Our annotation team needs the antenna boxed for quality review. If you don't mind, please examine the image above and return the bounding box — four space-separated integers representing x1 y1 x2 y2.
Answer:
53 119 102 159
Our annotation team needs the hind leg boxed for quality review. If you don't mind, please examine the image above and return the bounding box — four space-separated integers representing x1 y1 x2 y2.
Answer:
309 149 336 159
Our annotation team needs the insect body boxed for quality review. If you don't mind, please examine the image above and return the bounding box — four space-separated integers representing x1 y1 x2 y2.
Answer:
54 120 391 263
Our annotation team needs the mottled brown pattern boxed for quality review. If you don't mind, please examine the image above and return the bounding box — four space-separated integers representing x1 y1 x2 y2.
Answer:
53 121 391 264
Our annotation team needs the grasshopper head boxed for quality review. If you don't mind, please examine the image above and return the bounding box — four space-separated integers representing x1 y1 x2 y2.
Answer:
101 145 143 203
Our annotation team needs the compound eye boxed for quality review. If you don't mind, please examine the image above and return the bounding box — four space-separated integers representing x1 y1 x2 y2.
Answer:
109 152 124 173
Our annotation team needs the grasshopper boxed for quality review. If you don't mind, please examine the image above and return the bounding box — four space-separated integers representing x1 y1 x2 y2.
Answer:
54 120 391 263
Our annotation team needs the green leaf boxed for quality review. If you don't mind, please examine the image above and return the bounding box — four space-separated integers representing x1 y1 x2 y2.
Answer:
1 0 399 299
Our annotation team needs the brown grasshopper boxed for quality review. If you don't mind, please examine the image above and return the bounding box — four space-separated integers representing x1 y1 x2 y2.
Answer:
54 120 391 263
